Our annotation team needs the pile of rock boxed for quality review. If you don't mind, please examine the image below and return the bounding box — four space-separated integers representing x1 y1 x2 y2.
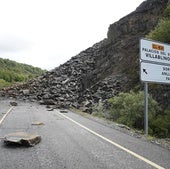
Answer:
0 40 125 112
1 0 169 112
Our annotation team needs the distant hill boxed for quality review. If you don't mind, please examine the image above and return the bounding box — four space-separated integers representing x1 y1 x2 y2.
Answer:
0 58 46 89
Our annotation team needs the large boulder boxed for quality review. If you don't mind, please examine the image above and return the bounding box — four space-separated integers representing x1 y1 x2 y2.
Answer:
3 132 41 147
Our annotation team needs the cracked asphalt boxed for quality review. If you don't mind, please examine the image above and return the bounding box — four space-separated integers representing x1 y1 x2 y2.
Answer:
0 99 169 169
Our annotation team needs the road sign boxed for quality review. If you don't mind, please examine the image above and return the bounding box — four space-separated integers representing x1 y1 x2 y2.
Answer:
140 38 170 65
140 61 170 84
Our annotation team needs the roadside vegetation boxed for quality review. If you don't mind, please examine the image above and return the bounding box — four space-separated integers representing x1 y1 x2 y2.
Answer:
108 91 170 138
0 58 46 89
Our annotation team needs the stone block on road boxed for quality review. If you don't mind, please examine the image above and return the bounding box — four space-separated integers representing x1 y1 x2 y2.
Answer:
3 132 41 147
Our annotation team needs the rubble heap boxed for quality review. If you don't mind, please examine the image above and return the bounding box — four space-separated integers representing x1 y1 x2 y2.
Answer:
1 0 169 112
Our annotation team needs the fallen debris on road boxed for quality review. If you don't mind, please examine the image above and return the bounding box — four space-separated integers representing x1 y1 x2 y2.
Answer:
10 102 18 106
59 109 68 113
47 108 54 111
31 121 45 125
3 132 41 147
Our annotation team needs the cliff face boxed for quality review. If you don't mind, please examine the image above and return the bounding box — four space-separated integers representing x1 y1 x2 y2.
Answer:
108 0 168 42
99 0 168 81
1 0 169 111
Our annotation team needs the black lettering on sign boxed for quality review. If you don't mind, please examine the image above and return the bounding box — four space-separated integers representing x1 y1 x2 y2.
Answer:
166 77 170 81
163 67 170 71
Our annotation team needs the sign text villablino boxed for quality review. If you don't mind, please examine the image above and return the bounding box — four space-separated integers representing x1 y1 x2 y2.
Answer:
140 39 170 65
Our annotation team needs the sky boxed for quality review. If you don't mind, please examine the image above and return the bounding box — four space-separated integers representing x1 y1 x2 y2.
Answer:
0 0 144 70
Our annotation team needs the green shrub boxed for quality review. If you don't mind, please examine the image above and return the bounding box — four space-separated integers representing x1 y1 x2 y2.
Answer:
151 110 170 138
147 19 170 44
0 79 11 89
162 2 170 19
108 91 159 130
108 91 170 138
146 3 170 43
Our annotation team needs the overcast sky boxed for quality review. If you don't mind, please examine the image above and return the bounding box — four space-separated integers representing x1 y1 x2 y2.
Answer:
0 0 144 70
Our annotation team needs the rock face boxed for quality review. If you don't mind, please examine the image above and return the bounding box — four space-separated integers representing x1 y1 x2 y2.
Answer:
1 0 169 111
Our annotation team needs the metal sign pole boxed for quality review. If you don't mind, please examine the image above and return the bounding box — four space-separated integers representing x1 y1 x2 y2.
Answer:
144 82 148 136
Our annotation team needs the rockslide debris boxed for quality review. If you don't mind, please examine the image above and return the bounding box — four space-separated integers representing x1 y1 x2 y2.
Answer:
0 0 169 112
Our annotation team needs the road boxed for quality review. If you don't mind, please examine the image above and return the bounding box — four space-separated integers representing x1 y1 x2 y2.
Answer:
0 99 169 169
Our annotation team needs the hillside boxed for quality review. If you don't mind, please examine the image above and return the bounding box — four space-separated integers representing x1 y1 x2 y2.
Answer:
0 0 169 110
0 58 46 89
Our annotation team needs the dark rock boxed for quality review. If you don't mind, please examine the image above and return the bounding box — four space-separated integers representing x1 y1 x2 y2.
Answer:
3 132 41 147
41 99 55 105
81 107 93 114
22 89 30 95
59 110 68 113
10 102 18 106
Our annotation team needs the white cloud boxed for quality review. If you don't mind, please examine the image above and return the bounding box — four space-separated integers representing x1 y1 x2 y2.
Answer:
0 0 144 70
0 34 33 53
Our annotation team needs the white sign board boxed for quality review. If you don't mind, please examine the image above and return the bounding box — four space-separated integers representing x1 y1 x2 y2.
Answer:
140 38 170 65
140 62 170 84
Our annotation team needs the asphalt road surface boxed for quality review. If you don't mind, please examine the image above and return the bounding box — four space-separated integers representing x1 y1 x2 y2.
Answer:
0 99 169 169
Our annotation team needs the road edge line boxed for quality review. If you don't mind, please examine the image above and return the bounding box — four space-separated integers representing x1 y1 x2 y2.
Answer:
0 106 14 125
58 111 165 169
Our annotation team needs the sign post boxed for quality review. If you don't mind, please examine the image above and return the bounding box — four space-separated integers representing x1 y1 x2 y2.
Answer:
140 38 170 136
144 82 148 136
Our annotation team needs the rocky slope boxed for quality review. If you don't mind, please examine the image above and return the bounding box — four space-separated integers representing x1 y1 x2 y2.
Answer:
1 0 169 112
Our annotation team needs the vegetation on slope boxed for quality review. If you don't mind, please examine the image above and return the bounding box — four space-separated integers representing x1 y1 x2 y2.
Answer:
0 58 46 89
147 1 170 43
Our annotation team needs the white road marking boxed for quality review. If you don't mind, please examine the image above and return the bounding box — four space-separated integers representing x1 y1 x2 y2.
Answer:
0 107 14 125
58 111 165 169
